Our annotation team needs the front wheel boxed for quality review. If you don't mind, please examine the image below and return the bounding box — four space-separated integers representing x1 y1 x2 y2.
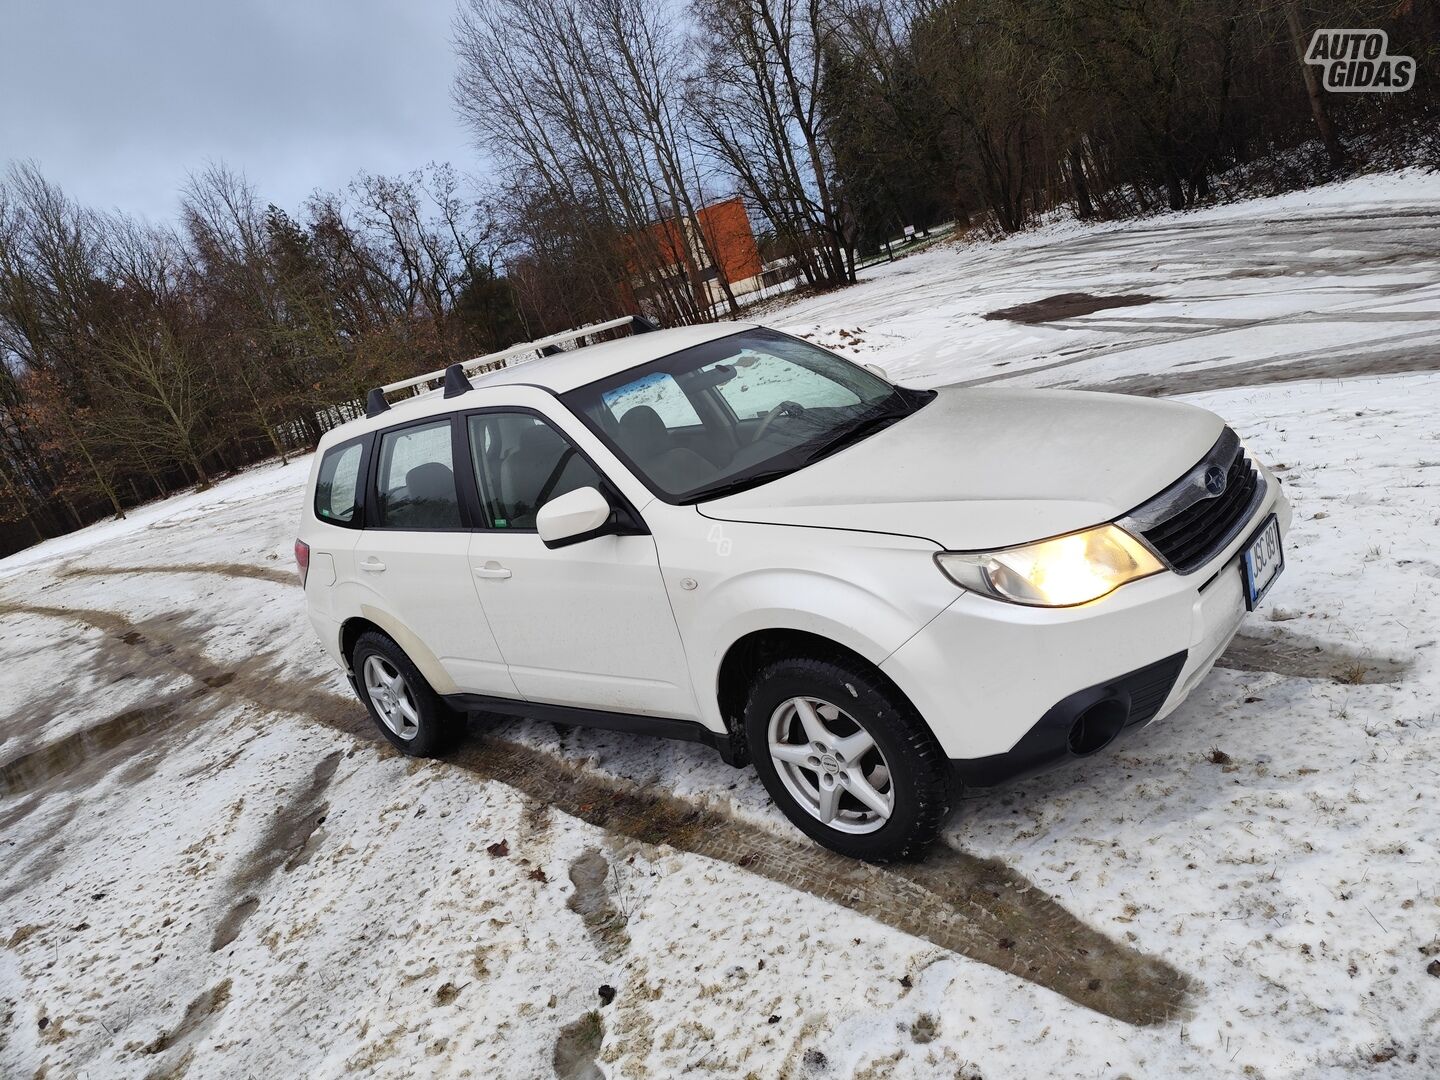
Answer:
352 632 461 757
743 656 954 862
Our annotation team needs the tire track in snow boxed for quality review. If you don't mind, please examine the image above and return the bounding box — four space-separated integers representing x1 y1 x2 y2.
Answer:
61 562 296 586
0 599 1191 1025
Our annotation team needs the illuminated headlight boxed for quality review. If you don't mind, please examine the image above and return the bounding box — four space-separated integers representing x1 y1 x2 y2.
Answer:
935 525 1164 607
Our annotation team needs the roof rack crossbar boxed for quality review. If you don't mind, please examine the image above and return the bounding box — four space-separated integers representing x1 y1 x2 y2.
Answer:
376 315 645 400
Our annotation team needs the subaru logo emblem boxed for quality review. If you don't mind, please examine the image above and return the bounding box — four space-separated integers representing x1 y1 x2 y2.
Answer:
1203 465 1227 496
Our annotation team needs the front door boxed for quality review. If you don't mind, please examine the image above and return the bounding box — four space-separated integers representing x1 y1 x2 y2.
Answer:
461 409 696 719
351 415 516 698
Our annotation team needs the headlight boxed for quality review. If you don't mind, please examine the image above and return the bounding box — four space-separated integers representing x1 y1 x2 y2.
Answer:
935 524 1163 607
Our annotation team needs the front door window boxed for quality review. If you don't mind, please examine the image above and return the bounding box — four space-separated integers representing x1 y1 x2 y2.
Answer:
467 413 604 529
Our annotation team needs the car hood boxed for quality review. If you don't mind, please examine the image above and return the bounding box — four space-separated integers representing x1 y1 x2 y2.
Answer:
699 387 1224 550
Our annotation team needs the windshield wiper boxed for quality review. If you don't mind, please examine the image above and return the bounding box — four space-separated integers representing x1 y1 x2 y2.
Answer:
678 394 923 504
799 403 912 465
678 465 801 504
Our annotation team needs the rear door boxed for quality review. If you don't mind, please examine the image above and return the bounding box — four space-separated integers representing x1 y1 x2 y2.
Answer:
350 414 517 698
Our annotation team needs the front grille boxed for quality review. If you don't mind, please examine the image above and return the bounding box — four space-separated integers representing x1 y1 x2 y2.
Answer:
1140 439 1260 573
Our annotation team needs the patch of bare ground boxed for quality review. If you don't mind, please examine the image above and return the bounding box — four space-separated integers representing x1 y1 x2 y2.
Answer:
985 292 1157 323
209 897 261 954
1 600 1191 1025
415 737 1190 1025
1218 629 1411 685
0 602 366 740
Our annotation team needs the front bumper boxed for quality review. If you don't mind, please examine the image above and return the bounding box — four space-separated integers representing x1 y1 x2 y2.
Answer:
950 651 1187 787
880 474 1290 772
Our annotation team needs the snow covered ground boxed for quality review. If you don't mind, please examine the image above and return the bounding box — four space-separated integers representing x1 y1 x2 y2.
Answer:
776 168 1440 402
2 171 1438 1078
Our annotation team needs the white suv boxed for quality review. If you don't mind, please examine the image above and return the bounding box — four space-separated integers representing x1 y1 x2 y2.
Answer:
297 320 1289 861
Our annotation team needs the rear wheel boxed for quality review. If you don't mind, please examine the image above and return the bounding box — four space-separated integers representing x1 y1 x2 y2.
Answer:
352 632 461 757
744 656 953 862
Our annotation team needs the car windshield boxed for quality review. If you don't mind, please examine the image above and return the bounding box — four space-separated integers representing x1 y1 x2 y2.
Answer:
560 328 929 503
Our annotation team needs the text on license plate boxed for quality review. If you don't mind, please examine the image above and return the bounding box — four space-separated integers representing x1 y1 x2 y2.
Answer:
1242 514 1284 610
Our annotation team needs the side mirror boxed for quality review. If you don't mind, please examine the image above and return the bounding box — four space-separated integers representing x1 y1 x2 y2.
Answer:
864 362 890 382
536 486 613 548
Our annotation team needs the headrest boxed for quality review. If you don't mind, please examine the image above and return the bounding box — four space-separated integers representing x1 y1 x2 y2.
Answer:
406 462 454 500
618 405 669 456
518 423 566 462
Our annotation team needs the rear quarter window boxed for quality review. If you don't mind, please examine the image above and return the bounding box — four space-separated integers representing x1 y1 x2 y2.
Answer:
314 441 365 526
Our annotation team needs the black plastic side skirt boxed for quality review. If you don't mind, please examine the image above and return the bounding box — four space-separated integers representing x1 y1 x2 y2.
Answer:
442 692 746 767
951 651 1188 789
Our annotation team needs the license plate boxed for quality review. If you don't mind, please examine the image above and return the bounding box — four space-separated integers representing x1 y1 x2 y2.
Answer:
1241 514 1284 610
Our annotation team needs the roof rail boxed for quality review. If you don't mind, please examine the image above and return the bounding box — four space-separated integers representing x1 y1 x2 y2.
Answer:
365 314 651 412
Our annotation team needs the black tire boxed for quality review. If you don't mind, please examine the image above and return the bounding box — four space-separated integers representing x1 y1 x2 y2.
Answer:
744 655 953 862
351 631 462 757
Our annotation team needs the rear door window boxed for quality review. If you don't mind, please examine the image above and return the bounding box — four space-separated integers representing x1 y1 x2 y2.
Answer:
373 419 462 529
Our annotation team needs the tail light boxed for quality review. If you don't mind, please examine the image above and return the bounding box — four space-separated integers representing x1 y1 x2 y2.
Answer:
294 539 311 586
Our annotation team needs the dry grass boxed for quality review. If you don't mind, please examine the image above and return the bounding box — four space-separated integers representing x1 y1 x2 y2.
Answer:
1336 663 1370 685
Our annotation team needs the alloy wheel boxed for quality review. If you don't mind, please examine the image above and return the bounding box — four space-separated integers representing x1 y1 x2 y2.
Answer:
766 695 894 834
363 654 420 741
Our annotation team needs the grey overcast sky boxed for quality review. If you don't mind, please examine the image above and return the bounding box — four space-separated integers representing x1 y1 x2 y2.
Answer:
1 0 476 223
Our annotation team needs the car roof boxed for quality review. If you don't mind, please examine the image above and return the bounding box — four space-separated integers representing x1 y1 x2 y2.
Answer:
318 321 756 447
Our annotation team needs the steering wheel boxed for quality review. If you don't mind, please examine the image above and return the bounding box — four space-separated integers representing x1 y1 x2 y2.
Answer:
750 400 806 444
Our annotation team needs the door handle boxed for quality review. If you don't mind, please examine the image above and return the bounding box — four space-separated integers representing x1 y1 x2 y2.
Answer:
473 562 512 580
360 558 386 573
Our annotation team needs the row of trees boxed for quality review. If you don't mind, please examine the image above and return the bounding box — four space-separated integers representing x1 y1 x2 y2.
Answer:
0 161 525 551
457 0 1436 298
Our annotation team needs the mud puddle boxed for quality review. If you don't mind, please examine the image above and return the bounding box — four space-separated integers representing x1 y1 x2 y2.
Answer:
985 292 1157 324
0 694 192 798
2 599 1190 1025
1218 630 1411 685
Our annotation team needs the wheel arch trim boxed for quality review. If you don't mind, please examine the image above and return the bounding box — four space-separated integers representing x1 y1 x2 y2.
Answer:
342 606 460 695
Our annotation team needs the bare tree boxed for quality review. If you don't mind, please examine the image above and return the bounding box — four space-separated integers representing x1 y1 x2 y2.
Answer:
0 163 127 519
95 219 223 488
689 0 854 286
455 0 741 323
